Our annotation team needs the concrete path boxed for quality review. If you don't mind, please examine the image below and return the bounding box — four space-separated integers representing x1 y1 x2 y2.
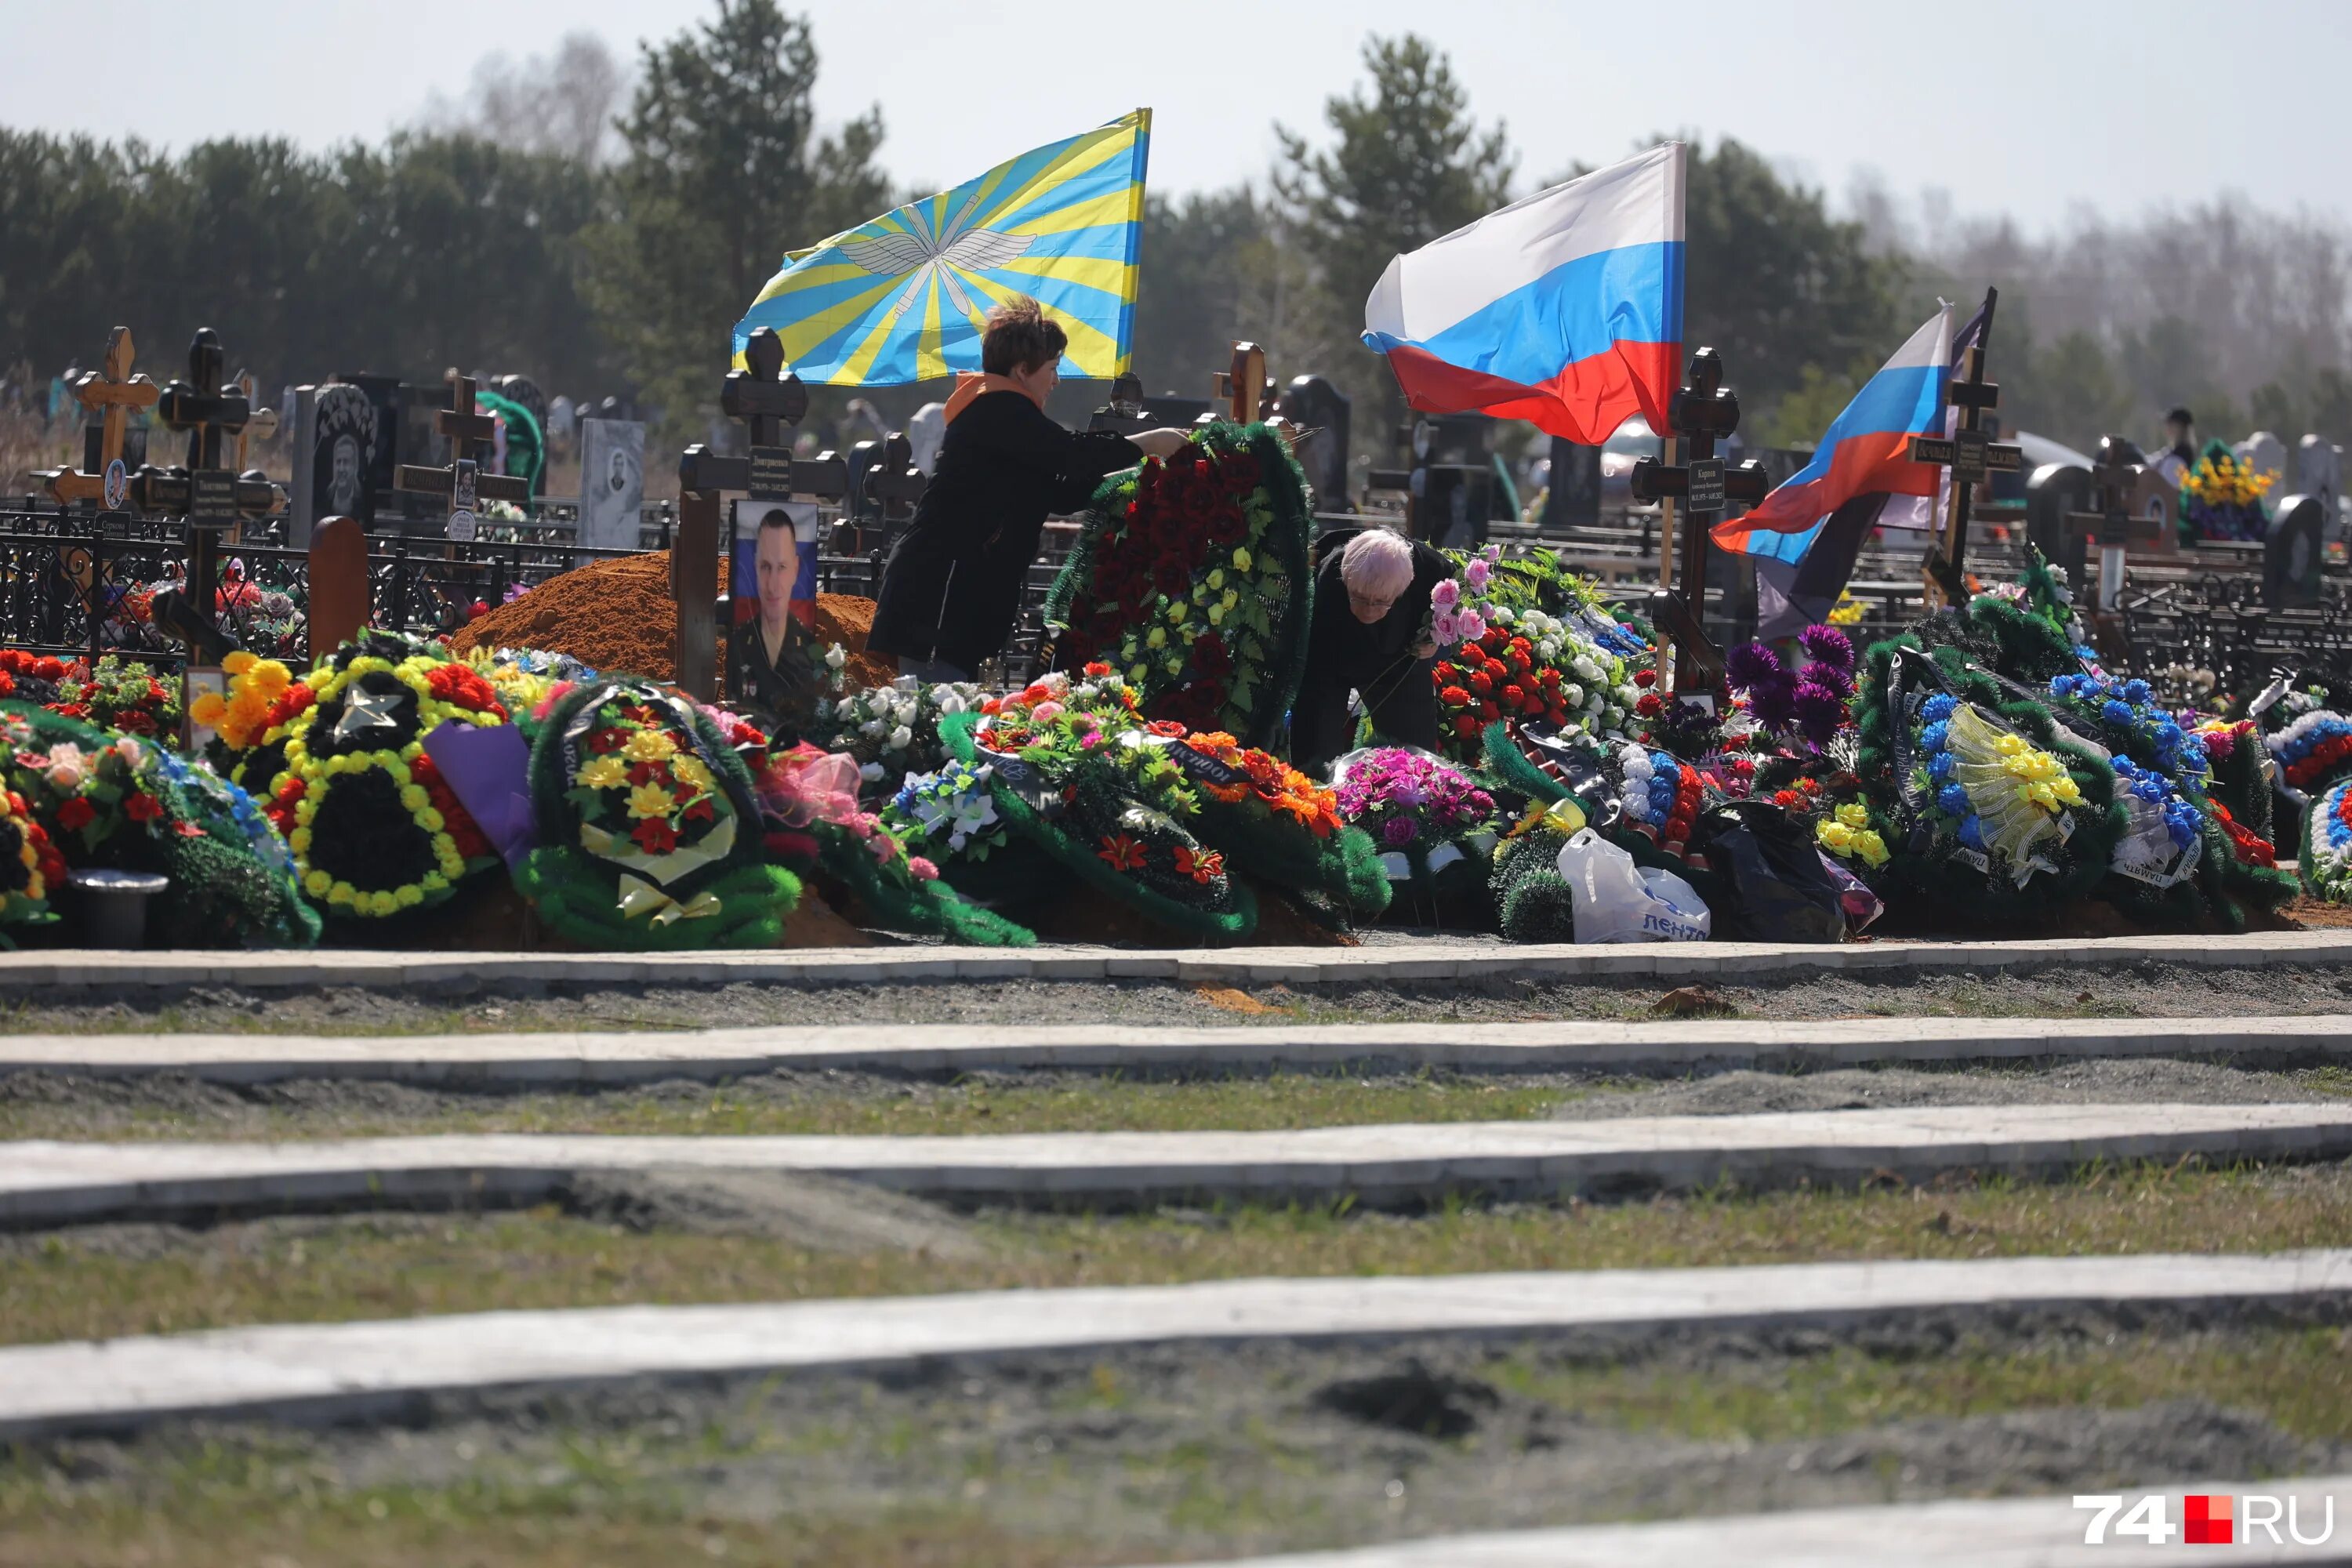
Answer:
4 929 2351 993
5 1250 2346 1441
1142 1475 2352 1566
13 1014 2352 1086
9 1102 2352 1225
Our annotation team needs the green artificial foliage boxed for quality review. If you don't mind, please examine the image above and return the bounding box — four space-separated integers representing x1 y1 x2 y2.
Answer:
474 389 545 493
517 680 799 949
1853 635 2124 928
808 817 1035 947
1188 789 1393 923
517 851 800 949
2 701 316 948
1501 870 1577 943
1043 421 1316 748
2204 728 2275 844
938 712 1258 940
1959 589 2089 687
1489 822 1577 943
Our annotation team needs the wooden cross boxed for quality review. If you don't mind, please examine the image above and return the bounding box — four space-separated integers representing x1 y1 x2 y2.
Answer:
1212 343 1269 423
228 370 279 474
1628 347 1770 699
2061 436 2168 615
396 372 529 539
1915 289 2023 608
38 328 159 510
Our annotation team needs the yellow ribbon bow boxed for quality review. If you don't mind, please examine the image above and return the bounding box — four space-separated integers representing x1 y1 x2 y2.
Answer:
1504 796 1588 840
616 873 724 927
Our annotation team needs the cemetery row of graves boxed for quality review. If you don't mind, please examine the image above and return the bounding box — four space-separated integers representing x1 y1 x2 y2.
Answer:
1 321 2350 954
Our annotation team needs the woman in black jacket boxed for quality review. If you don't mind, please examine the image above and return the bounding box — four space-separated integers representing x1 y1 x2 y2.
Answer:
869 298 1189 681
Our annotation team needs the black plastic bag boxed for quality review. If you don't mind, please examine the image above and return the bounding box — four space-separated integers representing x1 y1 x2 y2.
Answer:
1692 800 1846 943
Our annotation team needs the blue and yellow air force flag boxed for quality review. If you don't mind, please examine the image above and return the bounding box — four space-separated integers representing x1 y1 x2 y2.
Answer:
731 109 1151 386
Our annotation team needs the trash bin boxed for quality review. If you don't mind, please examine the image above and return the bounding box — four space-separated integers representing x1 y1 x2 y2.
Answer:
69 869 169 948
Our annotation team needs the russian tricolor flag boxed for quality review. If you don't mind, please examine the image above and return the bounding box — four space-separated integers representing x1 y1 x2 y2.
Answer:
1362 143 1684 444
1711 306 1955 555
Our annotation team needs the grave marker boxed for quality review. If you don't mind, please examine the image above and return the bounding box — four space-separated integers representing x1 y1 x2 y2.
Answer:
129 330 284 663
674 328 840 701
1628 348 1771 700
1211 342 1270 424
394 373 530 539
1913 290 2023 608
226 368 279 540
2060 437 2169 615
307 514 372 661
35 328 159 511
861 430 927 548
575 419 647 551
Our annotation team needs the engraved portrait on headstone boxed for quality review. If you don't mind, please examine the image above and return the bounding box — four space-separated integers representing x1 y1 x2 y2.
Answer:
576 417 646 551
314 385 378 521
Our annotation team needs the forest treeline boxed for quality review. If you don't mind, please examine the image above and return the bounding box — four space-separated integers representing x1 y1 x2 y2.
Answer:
4 2 2345 466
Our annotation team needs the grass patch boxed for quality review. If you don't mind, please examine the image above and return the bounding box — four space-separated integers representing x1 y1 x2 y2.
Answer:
1491 1324 2352 1445
2 1319 2347 1568
0 1069 1584 1142
6 1160 2348 1347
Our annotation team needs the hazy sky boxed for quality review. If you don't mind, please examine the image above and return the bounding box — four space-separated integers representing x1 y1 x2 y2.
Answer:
10 0 2349 234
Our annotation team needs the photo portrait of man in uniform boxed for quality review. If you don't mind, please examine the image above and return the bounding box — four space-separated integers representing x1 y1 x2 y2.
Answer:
730 505 817 724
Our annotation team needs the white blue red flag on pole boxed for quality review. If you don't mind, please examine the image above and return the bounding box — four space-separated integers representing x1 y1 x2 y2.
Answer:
1362 143 1685 444
1711 305 1954 557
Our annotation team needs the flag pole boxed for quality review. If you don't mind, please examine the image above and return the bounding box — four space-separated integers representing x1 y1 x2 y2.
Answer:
1654 436 1680 688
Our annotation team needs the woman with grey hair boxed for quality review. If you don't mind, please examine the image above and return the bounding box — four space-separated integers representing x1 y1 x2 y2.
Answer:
1288 524 1450 776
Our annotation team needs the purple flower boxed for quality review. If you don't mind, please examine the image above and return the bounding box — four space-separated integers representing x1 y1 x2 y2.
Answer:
1798 623 1856 677
1382 814 1418 846
1725 643 1785 691
1798 661 1853 701
1791 681 1850 747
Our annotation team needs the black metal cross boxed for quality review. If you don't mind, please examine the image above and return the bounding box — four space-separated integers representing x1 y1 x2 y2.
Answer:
126 329 279 524
2061 435 2168 614
677 328 840 503
861 431 927 535
129 329 285 665
1914 289 2023 608
1628 347 1770 699
396 372 530 539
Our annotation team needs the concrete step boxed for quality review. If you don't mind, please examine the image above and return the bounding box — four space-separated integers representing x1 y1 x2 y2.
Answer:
4 930 2350 995
11 1015 2352 1087
5 1250 2345 1441
1138 1475 2352 1566
8 1102 2352 1226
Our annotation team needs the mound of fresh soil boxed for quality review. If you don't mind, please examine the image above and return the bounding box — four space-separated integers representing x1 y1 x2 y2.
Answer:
448 551 893 690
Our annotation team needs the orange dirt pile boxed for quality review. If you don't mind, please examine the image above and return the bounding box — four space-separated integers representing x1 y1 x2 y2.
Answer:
448 551 678 677
812 593 898 688
448 553 894 691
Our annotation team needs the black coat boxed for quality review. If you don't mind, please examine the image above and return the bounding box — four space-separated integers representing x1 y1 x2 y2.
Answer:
1290 526 1451 775
869 391 1141 672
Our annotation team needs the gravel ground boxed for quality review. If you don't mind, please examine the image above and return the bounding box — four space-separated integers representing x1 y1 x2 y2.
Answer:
12 1309 2346 1564
11 958 2352 1036
5 1058 2346 1145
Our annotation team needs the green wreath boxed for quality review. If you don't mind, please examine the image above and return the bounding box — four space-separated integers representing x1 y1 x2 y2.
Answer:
516 680 798 949
938 711 1256 940
1044 421 1316 749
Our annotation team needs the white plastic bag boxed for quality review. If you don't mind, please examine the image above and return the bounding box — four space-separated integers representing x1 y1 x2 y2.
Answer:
1556 828 1711 943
